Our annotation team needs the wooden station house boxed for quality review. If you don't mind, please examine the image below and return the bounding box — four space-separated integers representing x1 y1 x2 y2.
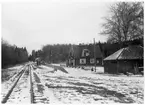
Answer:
67 43 104 67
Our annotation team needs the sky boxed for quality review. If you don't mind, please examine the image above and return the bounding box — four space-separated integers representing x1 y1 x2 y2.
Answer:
2 1 114 54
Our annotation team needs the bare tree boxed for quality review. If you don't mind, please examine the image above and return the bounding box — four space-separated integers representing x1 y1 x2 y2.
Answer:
100 2 143 43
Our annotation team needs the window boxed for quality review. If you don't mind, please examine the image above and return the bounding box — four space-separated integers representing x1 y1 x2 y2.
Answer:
82 49 90 57
96 60 99 64
90 58 94 64
80 59 86 64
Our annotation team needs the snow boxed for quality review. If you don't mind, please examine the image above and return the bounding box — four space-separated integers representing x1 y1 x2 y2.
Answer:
8 65 24 70
1 63 144 104
2 65 24 82
34 65 144 104
1 64 26 99
3 66 30 104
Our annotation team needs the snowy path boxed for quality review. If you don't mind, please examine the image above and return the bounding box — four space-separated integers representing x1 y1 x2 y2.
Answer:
34 65 144 104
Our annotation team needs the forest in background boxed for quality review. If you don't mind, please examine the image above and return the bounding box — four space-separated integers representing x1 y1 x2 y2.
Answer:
2 39 29 68
1 37 143 68
29 37 143 64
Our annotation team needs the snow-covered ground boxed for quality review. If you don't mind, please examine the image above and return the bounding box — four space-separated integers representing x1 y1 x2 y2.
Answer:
2 65 24 82
6 66 30 104
1 65 30 103
1 63 144 104
1 64 25 99
34 65 144 104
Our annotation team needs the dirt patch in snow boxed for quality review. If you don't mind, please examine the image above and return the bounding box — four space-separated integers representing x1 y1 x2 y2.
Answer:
37 84 44 94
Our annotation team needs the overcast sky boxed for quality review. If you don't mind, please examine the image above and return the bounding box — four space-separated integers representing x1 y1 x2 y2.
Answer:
2 1 114 54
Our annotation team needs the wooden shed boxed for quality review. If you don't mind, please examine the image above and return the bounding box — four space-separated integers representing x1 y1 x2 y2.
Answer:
103 45 143 74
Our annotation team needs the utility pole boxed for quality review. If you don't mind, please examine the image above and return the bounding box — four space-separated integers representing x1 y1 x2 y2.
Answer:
94 38 96 71
50 49 52 64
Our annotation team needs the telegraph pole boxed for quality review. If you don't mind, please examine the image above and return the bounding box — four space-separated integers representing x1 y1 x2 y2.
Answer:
94 38 96 71
50 49 52 64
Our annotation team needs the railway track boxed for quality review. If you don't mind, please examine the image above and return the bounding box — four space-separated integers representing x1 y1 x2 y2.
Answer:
1 63 35 104
1 62 50 104
30 64 50 104
29 64 34 103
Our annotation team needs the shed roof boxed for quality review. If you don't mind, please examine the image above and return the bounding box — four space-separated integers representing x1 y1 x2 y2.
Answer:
104 45 143 61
